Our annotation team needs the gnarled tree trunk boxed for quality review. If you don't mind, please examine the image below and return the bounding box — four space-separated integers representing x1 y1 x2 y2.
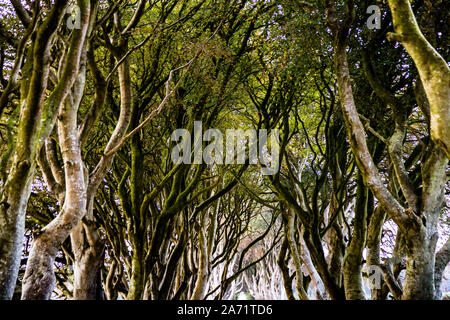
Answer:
71 218 105 300
343 173 368 300
0 1 68 299
325 0 447 300
387 0 450 159
21 1 92 298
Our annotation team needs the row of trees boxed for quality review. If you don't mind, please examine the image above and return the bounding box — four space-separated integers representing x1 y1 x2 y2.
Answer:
0 0 448 300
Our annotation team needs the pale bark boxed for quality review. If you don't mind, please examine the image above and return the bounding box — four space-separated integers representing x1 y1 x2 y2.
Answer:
299 228 326 299
68 4 150 298
190 196 219 300
387 0 450 159
277 237 295 300
190 212 210 300
87 48 132 197
105 260 118 300
89 51 133 298
21 1 92 299
379 262 403 300
325 0 447 300
366 206 386 300
435 236 450 299
401 145 447 299
0 1 68 299
333 41 411 230
343 174 368 300
284 211 309 300
362 30 446 300
325 191 345 290
71 219 105 300
68 37 134 300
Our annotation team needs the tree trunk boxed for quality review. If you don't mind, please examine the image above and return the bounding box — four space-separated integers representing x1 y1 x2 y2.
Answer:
0 167 34 299
0 1 68 299
387 0 450 159
366 206 386 300
434 236 450 299
325 196 345 290
71 219 105 300
277 236 295 300
325 0 447 300
283 211 309 300
126 249 145 300
21 114 88 299
402 234 436 300
402 144 446 299
21 3 91 297
299 228 326 299
343 173 368 300
190 213 209 300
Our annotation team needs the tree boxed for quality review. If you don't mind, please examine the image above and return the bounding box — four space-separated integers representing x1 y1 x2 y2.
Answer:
387 0 450 159
0 0 448 301
324 0 448 299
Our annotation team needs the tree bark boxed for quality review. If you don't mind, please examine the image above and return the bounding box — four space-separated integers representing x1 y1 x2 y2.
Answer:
401 145 446 299
0 1 68 299
325 0 447 300
387 0 450 159
343 173 368 300
71 219 105 300
434 236 450 299
277 236 295 300
366 206 386 300
71 37 133 299
283 211 309 300
21 1 92 298
299 228 326 299
190 212 210 300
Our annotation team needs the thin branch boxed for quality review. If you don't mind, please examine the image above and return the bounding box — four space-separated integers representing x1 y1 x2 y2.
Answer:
104 51 200 157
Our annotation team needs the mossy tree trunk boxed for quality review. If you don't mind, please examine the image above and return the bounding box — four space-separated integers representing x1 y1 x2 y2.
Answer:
325 0 447 300
387 0 450 159
343 173 368 300
21 2 92 298
0 0 69 300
